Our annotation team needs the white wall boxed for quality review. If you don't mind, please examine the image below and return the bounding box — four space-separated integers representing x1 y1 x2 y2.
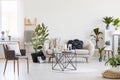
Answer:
24 0 120 41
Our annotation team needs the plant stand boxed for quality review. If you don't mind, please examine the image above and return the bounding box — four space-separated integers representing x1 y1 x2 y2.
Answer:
104 49 113 60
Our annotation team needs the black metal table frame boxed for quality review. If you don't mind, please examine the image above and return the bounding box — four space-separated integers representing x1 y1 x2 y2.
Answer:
52 51 77 71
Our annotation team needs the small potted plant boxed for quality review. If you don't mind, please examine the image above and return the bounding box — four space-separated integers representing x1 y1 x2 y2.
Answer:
103 16 114 30
105 41 110 46
90 28 103 49
98 46 106 62
113 18 120 30
105 41 111 50
30 23 49 62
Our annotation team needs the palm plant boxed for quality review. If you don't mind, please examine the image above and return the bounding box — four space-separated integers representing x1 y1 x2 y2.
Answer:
113 18 120 30
103 16 114 29
91 28 103 49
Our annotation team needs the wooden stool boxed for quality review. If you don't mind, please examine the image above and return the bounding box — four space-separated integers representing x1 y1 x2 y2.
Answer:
104 49 113 60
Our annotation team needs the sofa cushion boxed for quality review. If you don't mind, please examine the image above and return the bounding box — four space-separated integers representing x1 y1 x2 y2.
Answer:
75 49 89 55
67 39 83 49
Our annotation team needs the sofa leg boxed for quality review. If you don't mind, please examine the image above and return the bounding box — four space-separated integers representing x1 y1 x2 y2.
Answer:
85 57 88 63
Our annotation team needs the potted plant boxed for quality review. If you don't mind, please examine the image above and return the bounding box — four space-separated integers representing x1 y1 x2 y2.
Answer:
113 18 120 30
105 41 111 50
105 55 120 72
103 16 114 30
105 41 110 46
90 28 103 49
98 46 106 62
30 23 49 62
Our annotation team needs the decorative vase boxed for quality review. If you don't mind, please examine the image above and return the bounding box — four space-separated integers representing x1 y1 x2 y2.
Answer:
8 36 11 41
99 57 103 62
106 25 110 30
1 31 5 41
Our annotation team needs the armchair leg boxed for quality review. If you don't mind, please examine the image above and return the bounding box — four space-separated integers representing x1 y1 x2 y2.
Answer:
85 57 88 63
3 60 8 75
14 60 15 73
17 60 19 76
27 58 29 73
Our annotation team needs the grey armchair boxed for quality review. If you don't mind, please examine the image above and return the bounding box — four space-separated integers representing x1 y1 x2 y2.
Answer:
3 44 29 75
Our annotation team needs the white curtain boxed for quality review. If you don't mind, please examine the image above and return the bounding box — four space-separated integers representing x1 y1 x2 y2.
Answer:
0 1 2 31
0 0 24 48
1 0 18 40
17 0 24 48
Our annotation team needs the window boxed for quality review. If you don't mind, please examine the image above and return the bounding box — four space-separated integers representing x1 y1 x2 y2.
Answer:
1 0 17 39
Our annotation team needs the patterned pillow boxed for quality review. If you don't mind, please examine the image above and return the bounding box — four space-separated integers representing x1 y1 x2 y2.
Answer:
67 39 83 49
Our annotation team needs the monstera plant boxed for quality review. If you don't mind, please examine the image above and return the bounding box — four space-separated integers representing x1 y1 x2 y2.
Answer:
30 23 49 62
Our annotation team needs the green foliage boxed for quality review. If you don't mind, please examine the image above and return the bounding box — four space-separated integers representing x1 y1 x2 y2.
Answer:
118 47 120 52
103 16 114 26
98 46 106 54
113 18 120 26
30 23 49 53
98 46 106 58
105 56 120 67
90 28 103 40
113 18 120 30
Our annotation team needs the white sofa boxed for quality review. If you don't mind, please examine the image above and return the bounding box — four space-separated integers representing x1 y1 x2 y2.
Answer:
74 40 95 62
43 39 95 63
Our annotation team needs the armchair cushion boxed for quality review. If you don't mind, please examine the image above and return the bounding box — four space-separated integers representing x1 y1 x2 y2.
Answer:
6 50 16 60
7 43 21 56
20 49 26 56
